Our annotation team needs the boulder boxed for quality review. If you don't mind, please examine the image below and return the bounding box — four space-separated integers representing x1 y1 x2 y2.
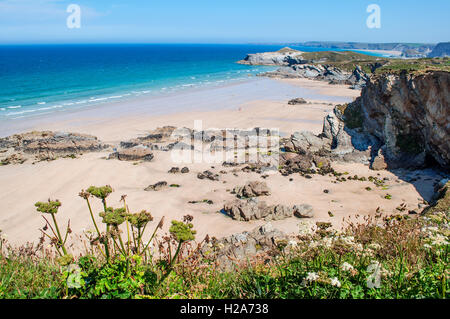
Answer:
232 181 271 198
370 149 388 170
288 98 307 105
197 170 219 181
223 199 294 221
144 181 168 191
293 204 314 218
168 167 180 174
181 167 190 173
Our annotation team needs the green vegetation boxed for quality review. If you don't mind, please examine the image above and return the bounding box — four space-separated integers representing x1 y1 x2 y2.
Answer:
277 47 301 54
0 187 448 299
425 182 450 215
301 51 380 63
297 51 449 76
375 57 450 75
300 51 390 74
336 102 363 129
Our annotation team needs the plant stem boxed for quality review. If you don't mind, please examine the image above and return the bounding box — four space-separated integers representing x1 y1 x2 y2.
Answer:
50 213 68 255
85 198 101 238
102 199 111 262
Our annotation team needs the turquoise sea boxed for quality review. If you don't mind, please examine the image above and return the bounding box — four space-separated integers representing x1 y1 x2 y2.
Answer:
0 44 382 121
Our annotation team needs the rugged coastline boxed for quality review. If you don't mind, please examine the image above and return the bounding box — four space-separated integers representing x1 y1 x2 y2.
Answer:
0 51 448 299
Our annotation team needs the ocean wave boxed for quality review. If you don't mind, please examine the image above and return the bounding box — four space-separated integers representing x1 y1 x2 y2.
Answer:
7 105 22 109
6 109 38 116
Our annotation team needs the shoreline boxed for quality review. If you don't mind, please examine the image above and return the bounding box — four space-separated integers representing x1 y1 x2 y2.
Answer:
0 77 357 140
0 76 439 246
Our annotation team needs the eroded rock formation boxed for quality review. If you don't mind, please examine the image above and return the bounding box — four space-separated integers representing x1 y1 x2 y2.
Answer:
0 131 108 164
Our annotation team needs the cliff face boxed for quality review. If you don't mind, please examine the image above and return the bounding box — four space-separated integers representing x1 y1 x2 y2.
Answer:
337 71 450 170
237 48 302 66
284 70 449 171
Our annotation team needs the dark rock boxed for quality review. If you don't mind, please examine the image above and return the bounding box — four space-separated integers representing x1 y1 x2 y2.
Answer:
223 199 294 221
181 167 189 173
0 131 108 164
288 98 307 105
232 181 271 198
144 181 168 191
293 204 314 218
108 147 154 162
197 170 219 181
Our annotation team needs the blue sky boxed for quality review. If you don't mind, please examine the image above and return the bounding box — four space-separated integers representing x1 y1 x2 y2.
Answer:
0 0 448 44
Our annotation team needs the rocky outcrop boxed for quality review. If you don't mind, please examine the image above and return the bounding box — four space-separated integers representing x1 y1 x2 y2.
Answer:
119 126 188 151
144 181 168 191
356 71 450 169
260 63 371 89
108 147 154 162
237 47 302 66
346 65 370 90
313 70 450 170
423 181 449 214
223 199 294 221
223 198 314 221
197 170 220 181
260 64 350 82
0 131 108 164
232 181 271 198
288 98 307 105
293 204 314 218
201 223 291 270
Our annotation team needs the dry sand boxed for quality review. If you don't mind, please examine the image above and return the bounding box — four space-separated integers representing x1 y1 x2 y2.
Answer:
0 78 438 246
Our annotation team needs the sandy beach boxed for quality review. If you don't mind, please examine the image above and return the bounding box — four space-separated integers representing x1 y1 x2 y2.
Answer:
0 77 440 246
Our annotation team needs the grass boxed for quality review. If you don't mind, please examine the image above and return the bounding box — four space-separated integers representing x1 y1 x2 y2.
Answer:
298 51 390 74
0 185 448 299
297 51 449 76
374 58 450 75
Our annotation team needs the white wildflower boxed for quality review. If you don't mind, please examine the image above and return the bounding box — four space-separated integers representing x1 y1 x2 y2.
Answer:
321 237 333 248
340 235 355 246
330 277 341 288
430 233 449 246
341 262 354 272
288 240 298 248
298 221 316 236
306 272 319 282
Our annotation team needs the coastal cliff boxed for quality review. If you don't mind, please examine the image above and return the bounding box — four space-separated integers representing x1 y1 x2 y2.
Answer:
356 70 450 169
237 47 303 65
239 48 388 89
285 70 450 171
